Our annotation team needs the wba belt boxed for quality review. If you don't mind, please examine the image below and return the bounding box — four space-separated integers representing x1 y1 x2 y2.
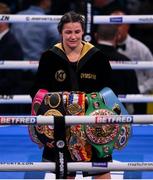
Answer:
84 92 121 158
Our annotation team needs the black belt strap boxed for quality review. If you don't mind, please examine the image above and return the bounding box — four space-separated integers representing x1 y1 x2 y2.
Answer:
54 116 67 179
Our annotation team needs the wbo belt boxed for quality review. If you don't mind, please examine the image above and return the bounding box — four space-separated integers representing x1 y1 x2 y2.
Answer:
84 92 122 158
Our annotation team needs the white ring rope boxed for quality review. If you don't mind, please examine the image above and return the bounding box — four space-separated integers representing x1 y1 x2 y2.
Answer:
0 95 31 104
0 61 38 70
1 94 153 104
0 162 153 172
118 94 153 103
1 14 153 24
0 115 153 125
0 61 153 70
110 61 153 70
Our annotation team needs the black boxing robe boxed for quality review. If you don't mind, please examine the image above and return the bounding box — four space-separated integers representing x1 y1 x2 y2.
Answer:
30 41 113 99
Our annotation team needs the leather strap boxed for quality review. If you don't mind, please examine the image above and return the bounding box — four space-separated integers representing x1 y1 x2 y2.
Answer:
100 87 132 150
29 89 48 147
31 89 48 115
66 92 92 161
84 92 120 158
34 92 66 148
54 116 67 179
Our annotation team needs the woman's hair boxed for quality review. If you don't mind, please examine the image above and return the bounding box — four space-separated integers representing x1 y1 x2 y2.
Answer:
57 11 85 33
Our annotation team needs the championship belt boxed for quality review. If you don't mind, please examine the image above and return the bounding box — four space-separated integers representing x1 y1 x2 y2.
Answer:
29 89 48 147
99 87 132 150
84 92 121 158
33 92 66 148
66 92 92 161
31 89 48 116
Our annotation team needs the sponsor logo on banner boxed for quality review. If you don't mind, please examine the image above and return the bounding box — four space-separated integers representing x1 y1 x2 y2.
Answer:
95 115 133 124
0 95 13 99
26 16 60 22
92 162 108 167
0 15 10 21
118 95 126 98
0 117 37 124
110 17 123 23
59 152 64 177
0 162 34 165
138 17 153 23
111 61 138 64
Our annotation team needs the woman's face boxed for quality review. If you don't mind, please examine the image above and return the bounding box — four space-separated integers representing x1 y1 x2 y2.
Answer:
61 22 84 49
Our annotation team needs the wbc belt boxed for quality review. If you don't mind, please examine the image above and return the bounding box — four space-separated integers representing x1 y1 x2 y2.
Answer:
99 87 131 150
84 92 121 158
31 91 66 148
66 92 92 161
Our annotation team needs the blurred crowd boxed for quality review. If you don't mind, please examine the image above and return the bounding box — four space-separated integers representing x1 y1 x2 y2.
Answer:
0 0 153 115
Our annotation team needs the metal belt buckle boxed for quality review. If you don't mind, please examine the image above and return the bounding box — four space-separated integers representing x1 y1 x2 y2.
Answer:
67 103 82 115
44 92 61 108
66 91 92 161
85 109 120 145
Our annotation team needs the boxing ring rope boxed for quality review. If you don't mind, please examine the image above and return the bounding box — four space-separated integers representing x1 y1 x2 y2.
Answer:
1 14 153 24
1 94 153 104
0 114 153 125
1 60 153 70
0 162 153 172
118 94 153 103
0 61 38 70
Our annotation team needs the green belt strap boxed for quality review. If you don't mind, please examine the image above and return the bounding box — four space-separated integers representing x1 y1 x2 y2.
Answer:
84 92 121 158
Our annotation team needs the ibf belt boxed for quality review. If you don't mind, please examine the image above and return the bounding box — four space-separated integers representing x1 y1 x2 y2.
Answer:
99 87 132 149
84 92 120 158
66 92 92 161
34 92 66 148
29 89 48 148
